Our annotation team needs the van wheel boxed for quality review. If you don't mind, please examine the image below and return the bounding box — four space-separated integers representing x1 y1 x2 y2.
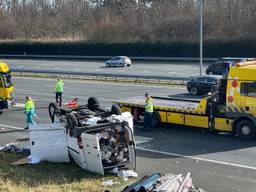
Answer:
87 97 100 110
152 111 161 128
67 113 78 137
111 104 122 115
48 103 60 123
121 63 124 67
235 120 256 140
190 87 198 96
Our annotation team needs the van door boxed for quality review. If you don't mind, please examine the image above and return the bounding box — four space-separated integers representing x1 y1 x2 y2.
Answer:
124 124 136 170
81 133 104 175
29 123 70 163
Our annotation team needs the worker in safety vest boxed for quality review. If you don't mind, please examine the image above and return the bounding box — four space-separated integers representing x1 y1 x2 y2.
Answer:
143 93 154 132
66 98 79 108
24 96 36 129
54 78 64 106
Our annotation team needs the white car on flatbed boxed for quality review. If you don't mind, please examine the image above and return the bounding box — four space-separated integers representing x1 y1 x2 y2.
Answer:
28 97 136 175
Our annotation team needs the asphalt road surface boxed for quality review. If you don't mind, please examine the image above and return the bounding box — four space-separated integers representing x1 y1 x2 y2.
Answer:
1 77 256 192
2 59 210 78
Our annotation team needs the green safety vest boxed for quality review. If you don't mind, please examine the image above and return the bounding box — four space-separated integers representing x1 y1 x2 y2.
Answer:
25 100 35 113
55 81 64 93
145 98 153 113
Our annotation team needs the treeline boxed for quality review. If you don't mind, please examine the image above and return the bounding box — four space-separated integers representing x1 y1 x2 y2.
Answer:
0 0 256 43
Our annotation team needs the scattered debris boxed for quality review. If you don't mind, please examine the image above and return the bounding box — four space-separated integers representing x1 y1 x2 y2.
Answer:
101 179 120 187
121 172 205 192
0 143 30 154
117 169 138 179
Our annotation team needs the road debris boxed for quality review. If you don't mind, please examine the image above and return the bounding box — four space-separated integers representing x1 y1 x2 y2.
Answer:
121 172 205 192
101 179 120 187
0 143 30 154
117 169 138 179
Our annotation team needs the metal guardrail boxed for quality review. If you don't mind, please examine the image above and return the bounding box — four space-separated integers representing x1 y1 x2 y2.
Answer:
0 54 217 62
12 69 190 83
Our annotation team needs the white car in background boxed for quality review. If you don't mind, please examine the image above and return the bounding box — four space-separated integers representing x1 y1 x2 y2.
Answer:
105 56 132 67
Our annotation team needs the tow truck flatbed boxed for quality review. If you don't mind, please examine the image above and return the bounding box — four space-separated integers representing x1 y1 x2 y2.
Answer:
114 95 207 115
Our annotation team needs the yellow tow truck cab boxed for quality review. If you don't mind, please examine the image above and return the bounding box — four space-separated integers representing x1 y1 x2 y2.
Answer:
114 61 256 140
0 62 14 111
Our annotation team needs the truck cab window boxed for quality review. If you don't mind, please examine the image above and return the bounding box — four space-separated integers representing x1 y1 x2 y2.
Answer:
241 82 256 97
248 83 256 97
3 74 12 88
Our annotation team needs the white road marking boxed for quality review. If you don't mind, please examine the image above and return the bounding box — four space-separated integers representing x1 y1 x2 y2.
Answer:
15 88 35 92
14 103 25 108
137 147 256 171
0 124 24 130
168 72 177 74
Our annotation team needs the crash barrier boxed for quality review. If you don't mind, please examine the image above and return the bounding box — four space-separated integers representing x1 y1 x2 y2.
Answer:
12 68 190 85
0 54 216 62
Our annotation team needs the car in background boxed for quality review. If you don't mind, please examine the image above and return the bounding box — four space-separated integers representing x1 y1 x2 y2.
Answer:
105 56 132 67
187 75 223 95
206 57 256 75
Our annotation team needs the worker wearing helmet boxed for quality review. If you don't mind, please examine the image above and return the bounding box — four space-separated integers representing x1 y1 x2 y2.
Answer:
54 78 64 106
24 96 36 129
143 93 154 131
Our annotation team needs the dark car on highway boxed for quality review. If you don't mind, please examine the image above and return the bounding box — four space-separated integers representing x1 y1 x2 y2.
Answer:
187 75 223 95
206 57 255 75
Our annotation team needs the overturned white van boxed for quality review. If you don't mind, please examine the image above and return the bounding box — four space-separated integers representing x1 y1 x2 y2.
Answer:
29 107 136 175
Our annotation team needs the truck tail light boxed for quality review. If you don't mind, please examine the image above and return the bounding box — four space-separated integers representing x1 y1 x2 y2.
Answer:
77 136 83 149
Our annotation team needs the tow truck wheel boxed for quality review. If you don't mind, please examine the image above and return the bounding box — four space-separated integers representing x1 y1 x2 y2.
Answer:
235 120 256 140
48 103 60 123
67 113 78 137
152 111 161 128
111 104 122 115
190 87 198 96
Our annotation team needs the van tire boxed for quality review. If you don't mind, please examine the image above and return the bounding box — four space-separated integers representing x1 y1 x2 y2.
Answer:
67 113 78 137
111 104 122 115
49 103 60 123
235 120 256 140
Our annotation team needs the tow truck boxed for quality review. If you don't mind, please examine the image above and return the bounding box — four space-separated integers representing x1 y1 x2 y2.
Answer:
113 61 256 140
0 62 14 113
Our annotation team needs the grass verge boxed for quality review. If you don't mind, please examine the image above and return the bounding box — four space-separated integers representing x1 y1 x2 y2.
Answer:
0 152 133 192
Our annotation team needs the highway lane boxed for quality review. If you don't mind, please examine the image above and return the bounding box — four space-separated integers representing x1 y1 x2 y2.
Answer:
1 59 210 78
1 77 256 191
